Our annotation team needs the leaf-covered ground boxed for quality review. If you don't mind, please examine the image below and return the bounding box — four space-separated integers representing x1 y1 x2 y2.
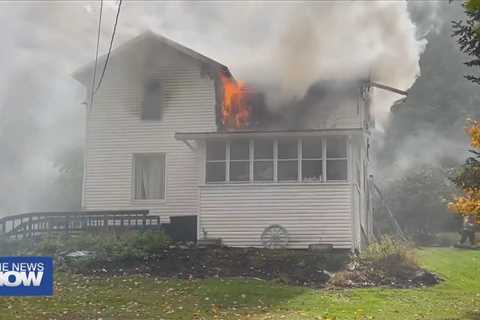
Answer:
0 248 479 320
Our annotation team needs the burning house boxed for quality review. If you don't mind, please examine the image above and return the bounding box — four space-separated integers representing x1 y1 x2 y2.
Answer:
74 31 374 250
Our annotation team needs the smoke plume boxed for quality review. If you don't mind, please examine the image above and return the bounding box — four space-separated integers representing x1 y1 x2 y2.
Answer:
0 1 441 215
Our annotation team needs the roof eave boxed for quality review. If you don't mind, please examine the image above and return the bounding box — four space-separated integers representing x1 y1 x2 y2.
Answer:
175 128 364 141
72 30 230 86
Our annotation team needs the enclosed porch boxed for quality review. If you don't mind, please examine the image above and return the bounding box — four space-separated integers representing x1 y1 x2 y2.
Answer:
176 129 362 249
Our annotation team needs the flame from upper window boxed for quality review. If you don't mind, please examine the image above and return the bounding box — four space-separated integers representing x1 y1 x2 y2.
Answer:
220 72 251 129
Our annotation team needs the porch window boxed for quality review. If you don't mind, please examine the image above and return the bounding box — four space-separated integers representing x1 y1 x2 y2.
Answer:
278 139 298 181
134 153 166 199
204 135 348 184
326 136 348 181
254 139 274 181
302 138 323 182
230 139 250 182
206 141 226 182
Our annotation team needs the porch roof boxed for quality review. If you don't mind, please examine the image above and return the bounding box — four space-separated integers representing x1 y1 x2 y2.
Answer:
175 128 363 141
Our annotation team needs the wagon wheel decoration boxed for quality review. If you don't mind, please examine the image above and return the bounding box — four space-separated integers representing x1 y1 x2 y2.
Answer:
261 224 289 249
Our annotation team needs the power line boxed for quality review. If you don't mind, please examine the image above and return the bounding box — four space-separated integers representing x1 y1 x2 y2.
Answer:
94 0 122 94
89 0 104 108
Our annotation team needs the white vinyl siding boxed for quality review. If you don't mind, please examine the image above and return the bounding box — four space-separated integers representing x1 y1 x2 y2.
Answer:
83 64 216 217
199 184 353 249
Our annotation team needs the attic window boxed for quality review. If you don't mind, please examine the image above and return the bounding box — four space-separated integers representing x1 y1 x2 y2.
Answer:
142 79 163 120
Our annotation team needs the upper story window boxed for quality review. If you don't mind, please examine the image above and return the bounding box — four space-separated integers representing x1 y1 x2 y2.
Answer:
142 79 163 120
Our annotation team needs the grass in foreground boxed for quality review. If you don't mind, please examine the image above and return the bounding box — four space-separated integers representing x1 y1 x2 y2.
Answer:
0 248 479 320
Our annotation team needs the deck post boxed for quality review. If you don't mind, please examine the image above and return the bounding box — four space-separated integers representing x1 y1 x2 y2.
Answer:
28 216 32 238
65 215 70 235
22 217 26 239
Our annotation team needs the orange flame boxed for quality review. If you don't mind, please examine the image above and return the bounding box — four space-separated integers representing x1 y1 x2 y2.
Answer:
220 72 251 129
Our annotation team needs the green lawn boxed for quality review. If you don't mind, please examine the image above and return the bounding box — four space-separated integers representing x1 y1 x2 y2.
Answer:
0 248 479 320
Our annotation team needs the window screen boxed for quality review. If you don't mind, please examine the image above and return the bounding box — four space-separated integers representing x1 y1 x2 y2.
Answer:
278 139 298 181
230 140 250 182
326 136 347 181
254 139 274 181
206 141 226 182
302 138 322 182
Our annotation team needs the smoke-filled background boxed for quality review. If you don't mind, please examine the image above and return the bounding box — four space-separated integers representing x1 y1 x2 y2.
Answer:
1 1 479 231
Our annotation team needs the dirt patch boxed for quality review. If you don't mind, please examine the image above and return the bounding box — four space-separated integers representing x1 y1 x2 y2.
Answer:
328 263 441 288
64 246 348 287
62 246 440 288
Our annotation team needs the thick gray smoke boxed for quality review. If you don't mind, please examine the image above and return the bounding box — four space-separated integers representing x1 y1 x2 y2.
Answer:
124 2 427 124
0 1 437 215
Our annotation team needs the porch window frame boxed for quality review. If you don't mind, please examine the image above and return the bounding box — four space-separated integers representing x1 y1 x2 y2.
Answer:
253 139 274 182
229 139 251 183
326 135 349 182
205 136 349 184
205 140 228 183
301 137 324 183
276 138 300 182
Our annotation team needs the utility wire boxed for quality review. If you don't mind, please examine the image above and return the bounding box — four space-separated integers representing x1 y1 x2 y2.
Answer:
89 0 104 108
94 0 122 94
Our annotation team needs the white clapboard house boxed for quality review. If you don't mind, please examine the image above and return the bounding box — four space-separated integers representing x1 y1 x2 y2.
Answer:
73 31 374 251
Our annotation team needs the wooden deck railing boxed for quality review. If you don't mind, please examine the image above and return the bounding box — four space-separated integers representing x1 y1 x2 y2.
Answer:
0 210 163 239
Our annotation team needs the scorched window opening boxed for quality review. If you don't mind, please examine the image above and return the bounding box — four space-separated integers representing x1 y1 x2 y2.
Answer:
205 136 348 184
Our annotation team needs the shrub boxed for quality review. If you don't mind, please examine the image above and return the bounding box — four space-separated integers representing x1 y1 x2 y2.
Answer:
0 230 171 261
358 236 418 272
131 231 171 255
0 236 37 255
35 234 68 256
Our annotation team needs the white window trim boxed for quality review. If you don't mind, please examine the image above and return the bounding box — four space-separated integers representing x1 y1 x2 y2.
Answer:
325 136 349 182
131 153 167 202
301 137 324 183
252 139 275 183
205 136 349 185
276 138 299 183
228 139 250 183
205 140 227 183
